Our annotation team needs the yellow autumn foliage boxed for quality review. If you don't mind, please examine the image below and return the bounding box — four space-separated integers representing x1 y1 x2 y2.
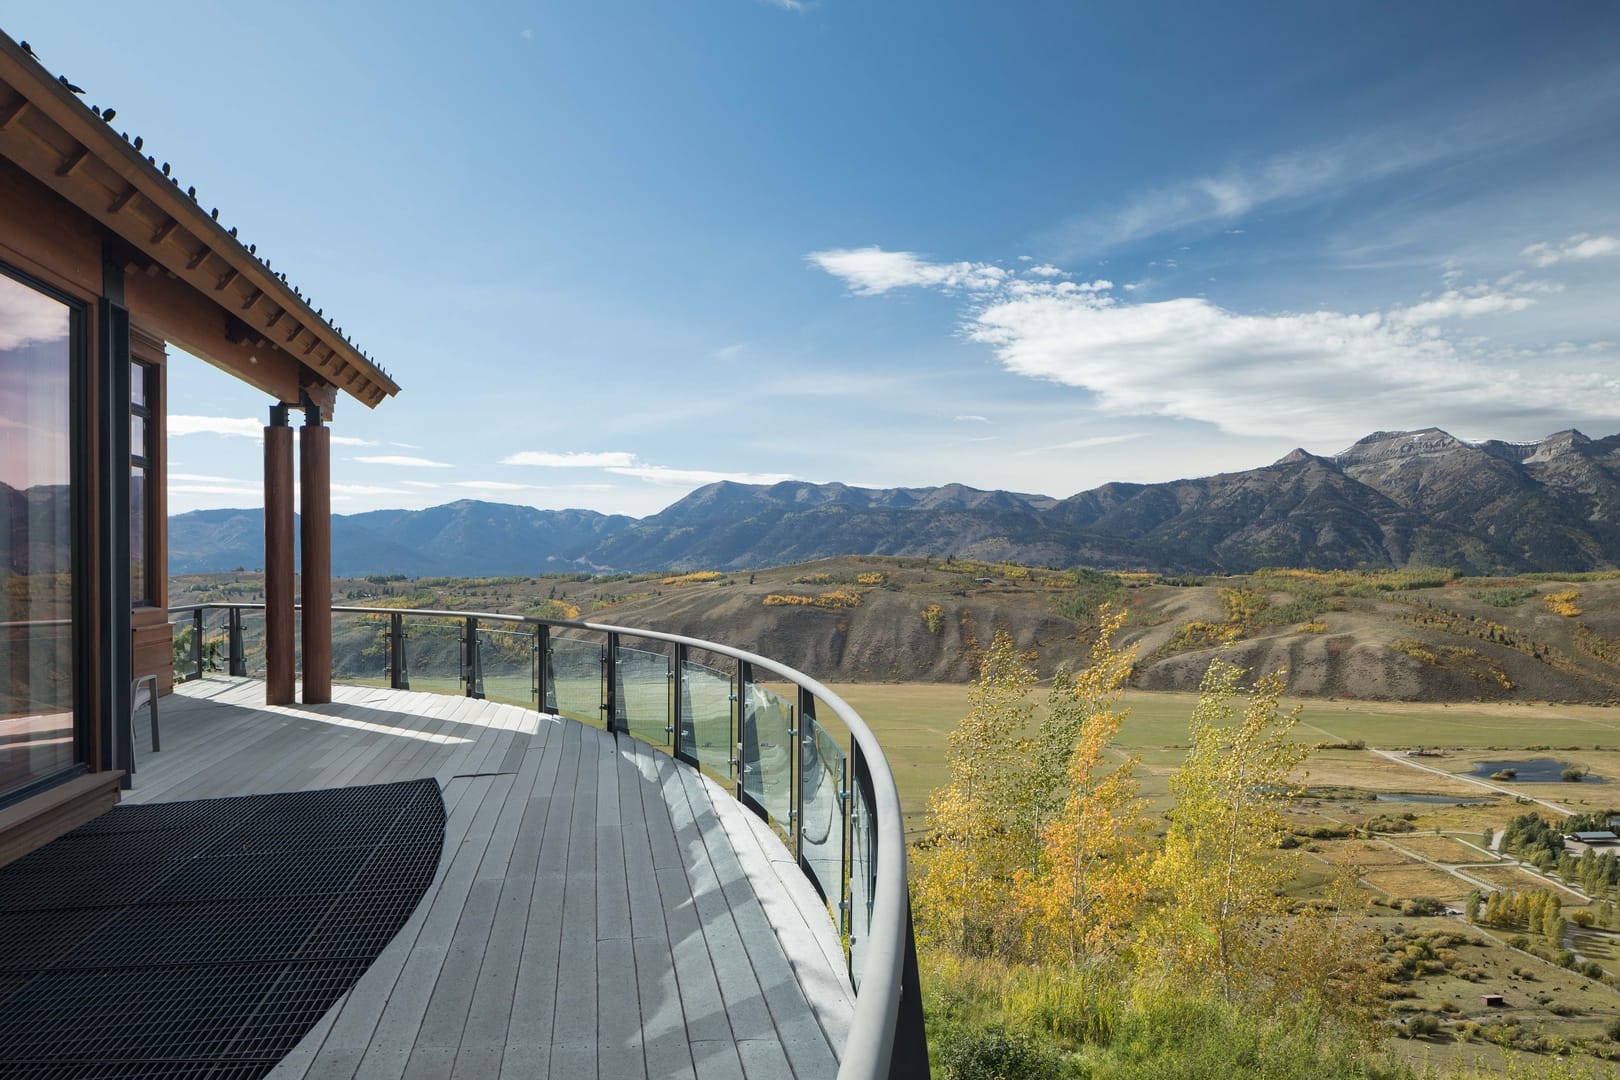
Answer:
1544 588 1582 617
662 570 722 586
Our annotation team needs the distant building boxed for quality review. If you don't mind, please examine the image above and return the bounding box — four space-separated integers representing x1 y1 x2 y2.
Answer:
1482 994 1505 1008
1568 831 1620 844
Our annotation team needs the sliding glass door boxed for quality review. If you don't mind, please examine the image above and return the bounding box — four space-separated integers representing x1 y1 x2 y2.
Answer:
0 269 81 798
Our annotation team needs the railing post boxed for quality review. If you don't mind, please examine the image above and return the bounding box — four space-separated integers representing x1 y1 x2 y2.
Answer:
603 632 620 733
669 642 685 754
795 686 814 864
534 624 550 712
191 607 204 680
387 612 408 689
227 606 246 677
463 616 484 698
737 660 755 806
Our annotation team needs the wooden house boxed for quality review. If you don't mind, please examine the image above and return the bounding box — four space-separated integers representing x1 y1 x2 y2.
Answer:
0 29 396 861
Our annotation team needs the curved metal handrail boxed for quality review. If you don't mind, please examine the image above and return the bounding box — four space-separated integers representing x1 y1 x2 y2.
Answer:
167 600 923 1079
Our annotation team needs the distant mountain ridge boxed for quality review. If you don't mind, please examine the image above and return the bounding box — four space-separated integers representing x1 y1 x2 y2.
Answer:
164 427 1620 577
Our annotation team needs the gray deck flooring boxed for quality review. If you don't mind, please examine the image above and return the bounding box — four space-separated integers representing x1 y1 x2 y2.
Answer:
125 677 853 1080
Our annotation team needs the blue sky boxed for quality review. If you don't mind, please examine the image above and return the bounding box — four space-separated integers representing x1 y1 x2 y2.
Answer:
13 2 1620 517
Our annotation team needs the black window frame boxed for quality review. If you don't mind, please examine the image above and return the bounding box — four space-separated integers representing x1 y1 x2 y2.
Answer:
0 260 92 806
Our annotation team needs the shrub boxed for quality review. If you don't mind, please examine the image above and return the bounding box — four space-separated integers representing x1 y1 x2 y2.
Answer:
1544 589 1583 617
934 1025 1062 1080
1406 1014 1441 1038
662 570 722 586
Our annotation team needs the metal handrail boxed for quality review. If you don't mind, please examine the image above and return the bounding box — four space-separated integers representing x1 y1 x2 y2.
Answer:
166 600 926 1079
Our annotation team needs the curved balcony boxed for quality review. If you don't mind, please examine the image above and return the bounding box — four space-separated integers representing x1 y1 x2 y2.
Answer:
160 602 928 1079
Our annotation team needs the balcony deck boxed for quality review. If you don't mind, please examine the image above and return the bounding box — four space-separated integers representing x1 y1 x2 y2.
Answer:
127 677 853 1080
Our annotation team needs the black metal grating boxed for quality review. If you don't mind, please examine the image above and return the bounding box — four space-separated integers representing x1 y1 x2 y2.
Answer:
0 779 444 1078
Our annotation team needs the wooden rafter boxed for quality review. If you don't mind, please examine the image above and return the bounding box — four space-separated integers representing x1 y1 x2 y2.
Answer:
54 144 87 177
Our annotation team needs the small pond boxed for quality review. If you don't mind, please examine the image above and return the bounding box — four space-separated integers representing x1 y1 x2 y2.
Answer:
1468 759 1602 783
1374 792 1491 805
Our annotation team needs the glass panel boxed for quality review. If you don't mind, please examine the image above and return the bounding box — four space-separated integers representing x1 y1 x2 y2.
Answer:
615 643 669 746
130 413 146 456
241 610 267 677
679 658 732 779
129 466 146 602
547 635 602 727
477 625 536 707
799 716 846 909
331 613 387 685
403 617 463 696
741 680 793 833
849 764 875 991
129 361 145 406
0 273 77 795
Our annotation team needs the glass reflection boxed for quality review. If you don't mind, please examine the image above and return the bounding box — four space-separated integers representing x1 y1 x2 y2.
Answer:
0 271 77 795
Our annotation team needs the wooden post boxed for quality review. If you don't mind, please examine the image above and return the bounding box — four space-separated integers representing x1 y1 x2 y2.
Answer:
264 405 295 705
299 397 332 704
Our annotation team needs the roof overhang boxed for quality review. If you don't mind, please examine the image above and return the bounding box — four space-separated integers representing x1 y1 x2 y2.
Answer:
0 31 398 410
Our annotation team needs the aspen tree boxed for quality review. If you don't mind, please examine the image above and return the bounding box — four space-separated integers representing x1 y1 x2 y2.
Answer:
1139 661 1310 1000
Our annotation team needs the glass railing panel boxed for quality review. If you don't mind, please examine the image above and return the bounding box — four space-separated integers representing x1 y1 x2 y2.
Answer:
799 715 846 910
238 610 267 678
477 625 537 707
402 617 464 696
849 766 875 991
679 658 732 779
331 613 387 685
547 635 603 727
741 681 793 834
615 643 670 746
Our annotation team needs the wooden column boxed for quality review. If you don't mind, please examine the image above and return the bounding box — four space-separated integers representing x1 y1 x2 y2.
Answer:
263 405 296 705
299 397 332 704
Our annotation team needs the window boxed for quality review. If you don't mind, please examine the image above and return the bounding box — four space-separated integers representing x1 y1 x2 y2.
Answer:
0 268 81 796
131 360 155 606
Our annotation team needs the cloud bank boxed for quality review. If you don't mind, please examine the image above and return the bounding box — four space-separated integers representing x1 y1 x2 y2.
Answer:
814 246 1620 440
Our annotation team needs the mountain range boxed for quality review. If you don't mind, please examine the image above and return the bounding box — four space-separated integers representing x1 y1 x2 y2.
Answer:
162 428 1620 577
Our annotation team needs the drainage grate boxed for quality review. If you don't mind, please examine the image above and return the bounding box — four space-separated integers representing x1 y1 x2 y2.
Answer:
0 779 444 1078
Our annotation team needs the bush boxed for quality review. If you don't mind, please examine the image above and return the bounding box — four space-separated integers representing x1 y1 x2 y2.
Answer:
935 1024 1064 1080
1405 1014 1441 1038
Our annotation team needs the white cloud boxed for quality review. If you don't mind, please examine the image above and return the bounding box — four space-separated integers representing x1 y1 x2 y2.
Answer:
448 480 532 491
1026 434 1146 453
400 481 442 489
0 285 70 351
170 472 242 483
330 435 379 447
354 455 452 468
806 246 1008 296
953 414 990 423
1523 233 1619 267
814 242 1620 441
501 450 637 468
1025 264 1066 278
169 483 262 497
966 289 1616 439
331 483 409 495
169 415 262 439
1390 288 1534 326
1049 130 1482 257
605 465 797 487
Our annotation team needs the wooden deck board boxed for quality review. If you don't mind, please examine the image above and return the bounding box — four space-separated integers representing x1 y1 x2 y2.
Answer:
134 678 851 1080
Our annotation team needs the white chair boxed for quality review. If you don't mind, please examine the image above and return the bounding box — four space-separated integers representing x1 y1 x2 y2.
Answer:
130 674 160 774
